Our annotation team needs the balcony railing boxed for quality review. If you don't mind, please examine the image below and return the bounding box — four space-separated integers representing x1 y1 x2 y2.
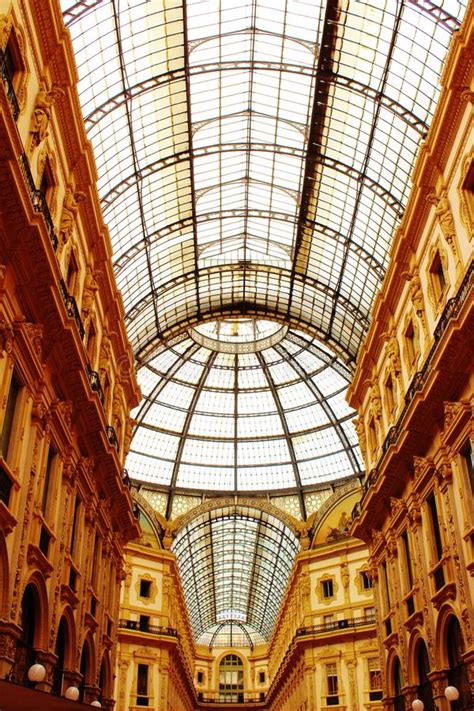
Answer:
59 279 85 339
106 425 119 451
197 693 265 704
295 615 375 637
118 619 178 637
18 153 58 252
0 49 20 121
86 363 105 404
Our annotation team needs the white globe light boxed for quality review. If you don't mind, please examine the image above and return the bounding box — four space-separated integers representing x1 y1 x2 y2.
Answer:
27 663 46 683
445 686 459 701
65 686 80 701
412 699 424 711
90 702 102 707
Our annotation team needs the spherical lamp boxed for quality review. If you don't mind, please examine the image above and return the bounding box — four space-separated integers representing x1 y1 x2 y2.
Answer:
27 663 46 683
412 699 424 711
90 702 102 707
65 686 80 701
445 686 459 702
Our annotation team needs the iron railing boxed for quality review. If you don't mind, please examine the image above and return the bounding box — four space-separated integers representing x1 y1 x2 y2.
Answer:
59 279 85 339
0 48 20 120
296 615 375 637
106 425 119 451
18 153 58 252
86 363 105 404
118 619 178 637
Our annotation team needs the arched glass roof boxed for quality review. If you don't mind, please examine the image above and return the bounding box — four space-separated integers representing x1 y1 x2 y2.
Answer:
129 325 362 518
172 506 299 642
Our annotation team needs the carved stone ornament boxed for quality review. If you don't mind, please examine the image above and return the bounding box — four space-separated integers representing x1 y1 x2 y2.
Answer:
371 528 385 549
29 85 65 149
24 322 43 358
443 400 462 429
81 265 100 319
389 497 406 519
0 15 12 51
0 319 14 354
413 455 430 481
56 399 73 428
370 379 382 421
58 189 86 253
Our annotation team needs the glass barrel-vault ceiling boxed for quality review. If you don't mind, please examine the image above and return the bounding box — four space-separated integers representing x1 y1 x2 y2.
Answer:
172 506 300 644
61 0 466 363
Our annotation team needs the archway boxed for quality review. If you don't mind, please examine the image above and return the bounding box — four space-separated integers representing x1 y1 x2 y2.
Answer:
391 656 404 711
445 616 470 711
416 639 434 711
0 532 9 618
98 652 112 703
219 654 244 703
52 616 70 696
79 634 95 702
13 583 41 685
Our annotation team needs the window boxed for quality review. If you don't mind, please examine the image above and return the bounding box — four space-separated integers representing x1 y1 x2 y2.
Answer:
368 417 377 454
404 320 417 367
136 663 149 706
321 579 334 599
1 372 19 460
361 570 373 590
139 615 150 631
91 534 101 589
219 654 244 703
385 374 395 415
39 157 54 205
326 663 339 704
70 495 81 558
382 561 391 611
323 614 335 628
401 531 414 591
197 671 204 684
86 319 97 363
139 579 152 598
461 160 474 228
3 29 23 120
41 446 56 517
66 250 79 298
368 658 383 700
462 440 474 495
427 493 443 562
364 606 375 622
259 671 265 684
430 250 446 303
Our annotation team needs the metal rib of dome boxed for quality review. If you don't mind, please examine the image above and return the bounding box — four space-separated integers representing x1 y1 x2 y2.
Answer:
129 326 362 518
61 0 466 363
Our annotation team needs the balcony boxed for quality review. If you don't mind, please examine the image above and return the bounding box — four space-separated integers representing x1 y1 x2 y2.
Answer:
58 280 85 340
118 619 178 637
0 49 20 121
295 615 375 638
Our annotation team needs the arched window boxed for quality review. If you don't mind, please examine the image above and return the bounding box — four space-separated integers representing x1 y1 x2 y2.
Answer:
446 616 469 711
219 654 244 702
13 584 38 685
52 617 68 696
393 657 404 711
417 640 434 711
79 640 92 702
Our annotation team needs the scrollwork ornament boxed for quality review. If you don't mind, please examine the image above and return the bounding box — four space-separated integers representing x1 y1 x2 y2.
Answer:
443 401 462 429
0 319 14 354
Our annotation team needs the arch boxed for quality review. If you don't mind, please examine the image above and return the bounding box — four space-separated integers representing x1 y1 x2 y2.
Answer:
438 611 470 711
171 497 301 538
0 530 9 618
413 637 434 711
218 653 245 702
98 651 112 702
386 652 404 697
52 615 70 695
209 621 255 651
20 572 48 649
79 631 96 701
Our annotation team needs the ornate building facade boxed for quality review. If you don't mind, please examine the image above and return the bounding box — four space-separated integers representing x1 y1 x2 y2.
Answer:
0 0 140 703
349 4 474 711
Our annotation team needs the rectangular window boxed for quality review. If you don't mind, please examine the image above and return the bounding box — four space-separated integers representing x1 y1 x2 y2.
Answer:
70 495 81 557
139 615 150 631
385 374 394 414
382 561 391 610
368 658 383 700
427 493 443 561
91 534 101 589
3 42 16 84
197 671 204 684
361 570 373 589
364 606 375 622
401 531 414 591
259 671 265 684
1 373 19 460
39 157 54 205
321 579 334 598
430 251 446 301
323 614 335 628
405 321 417 365
41 446 56 517
139 579 152 598
137 664 149 706
326 663 339 704
462 441 474 495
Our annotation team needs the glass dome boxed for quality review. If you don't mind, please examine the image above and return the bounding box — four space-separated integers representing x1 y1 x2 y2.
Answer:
128 323 363 517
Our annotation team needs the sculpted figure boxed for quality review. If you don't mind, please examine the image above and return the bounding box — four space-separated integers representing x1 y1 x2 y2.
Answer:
81 265 99 319
30 86 64 145
59 189 85 252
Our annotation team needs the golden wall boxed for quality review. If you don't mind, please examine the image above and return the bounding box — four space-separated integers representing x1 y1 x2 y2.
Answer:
349 4 474 711
0 0 140 704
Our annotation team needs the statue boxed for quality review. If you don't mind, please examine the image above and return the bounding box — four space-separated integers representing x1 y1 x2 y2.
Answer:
385 326 401 375
59 189 85 253
98 328 112 384
29 86 64 148
112 382 124 428
81 265 100 319
370 381 382 420
124 416 136 456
